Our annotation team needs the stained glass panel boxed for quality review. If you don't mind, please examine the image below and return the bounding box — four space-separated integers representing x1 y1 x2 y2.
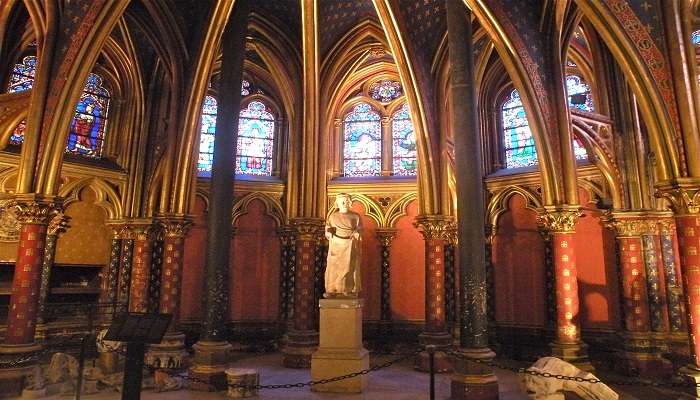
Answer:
502 89 538 168
574 138 588 161
343 102 381 176
241 80 250 96
197 95 218 175
236 100 274 176
369 80 403 103
6 55 38 145
66 73 110 158
566 75 594 112
391 103 417 176
692 30 700 45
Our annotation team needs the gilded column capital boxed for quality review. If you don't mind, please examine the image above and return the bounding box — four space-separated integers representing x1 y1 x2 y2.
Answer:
7 194 62 225
375 228 398 247
277 225 296 246
127 219 157 241
414 215 455 241
655 179 700 215
657 218 676 235
290 217 324 242
46 212 69 236
157 214 193 238
601 211 662 237
484 224 497 243
536 206 582 234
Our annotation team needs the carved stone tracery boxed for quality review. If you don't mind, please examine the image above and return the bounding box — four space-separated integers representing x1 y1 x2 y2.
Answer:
536 207 582 233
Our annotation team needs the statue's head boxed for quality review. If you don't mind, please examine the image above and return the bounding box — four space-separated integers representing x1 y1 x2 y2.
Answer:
335 193 352 212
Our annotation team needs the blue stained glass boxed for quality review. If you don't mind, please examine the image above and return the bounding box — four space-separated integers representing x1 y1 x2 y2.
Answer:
502 89 538 168
566 75 594 112
343 102 382 177
6 55 38 144
692 30 700 45
197 96 218 175
66 73 110 158
241 80 250 96
236 101 274 176
574 138 588 161
369 80 403 103
391 103 417 176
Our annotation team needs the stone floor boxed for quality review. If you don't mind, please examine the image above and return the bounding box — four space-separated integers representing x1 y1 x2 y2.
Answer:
19 353 687 400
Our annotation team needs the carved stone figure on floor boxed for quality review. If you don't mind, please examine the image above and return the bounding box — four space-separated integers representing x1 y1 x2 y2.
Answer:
324 193 362 297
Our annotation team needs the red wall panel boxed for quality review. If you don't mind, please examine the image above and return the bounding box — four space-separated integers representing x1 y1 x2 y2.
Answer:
390 200 425 321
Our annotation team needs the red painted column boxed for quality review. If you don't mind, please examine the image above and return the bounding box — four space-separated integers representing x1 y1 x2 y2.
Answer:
414 216 453 372
128 221 155 313
158 218 191 330
618 236 651 332
282 218 322 368
538 208 591 370
676 214 700 366
0 198 58 357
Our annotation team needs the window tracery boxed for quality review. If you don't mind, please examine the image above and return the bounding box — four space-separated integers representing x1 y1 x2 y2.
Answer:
369 80 403 104
391 103 417 176
565 75 594 112
501 89 537 168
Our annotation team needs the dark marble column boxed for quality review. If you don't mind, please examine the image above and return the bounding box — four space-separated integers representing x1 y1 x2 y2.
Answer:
445 1 497 397
277 226 296 324
376 228 397 336
189 0 250 390
36 212 67 326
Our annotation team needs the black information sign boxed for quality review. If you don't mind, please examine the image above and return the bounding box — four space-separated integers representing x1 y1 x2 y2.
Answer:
104 312 171 344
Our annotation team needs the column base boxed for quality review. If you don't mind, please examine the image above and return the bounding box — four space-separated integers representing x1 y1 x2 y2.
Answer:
312 348 369 393
550 341 593 372
617 332 673 378
147 332 188 370
450 347 499 400
282 329 318 368
188 340 233 391
679 364 700 399
415 331 453 372
0 343 43 398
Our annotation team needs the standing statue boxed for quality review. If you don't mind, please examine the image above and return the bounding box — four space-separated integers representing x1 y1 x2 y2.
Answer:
324 193 363 297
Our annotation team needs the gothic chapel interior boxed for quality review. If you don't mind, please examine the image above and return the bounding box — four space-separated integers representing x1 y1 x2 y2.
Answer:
0 0 699 399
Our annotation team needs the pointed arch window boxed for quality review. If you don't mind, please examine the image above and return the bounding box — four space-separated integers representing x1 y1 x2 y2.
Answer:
391 103 417 176
565 75 594 112
196 97 276 177
65 73 111 158
236 100 275 176
343 102 382 177
501 89 537 168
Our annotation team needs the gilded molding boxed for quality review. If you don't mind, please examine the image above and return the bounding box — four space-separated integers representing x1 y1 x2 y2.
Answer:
656 180 700 215
657 218 676 236
8 195 62 225
375 228 398 247
414 215 455 241
536 207 582 233
126 219 157 241
603 218 657 237
290 217 324 242
46 212 69 236
158 215 193 238
277 226 296 246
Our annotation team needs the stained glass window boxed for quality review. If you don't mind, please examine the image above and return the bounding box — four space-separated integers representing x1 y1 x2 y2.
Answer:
369 80 403 103
692 30 700 45
197 95 218 175
566 75 594 112
391 103 417 176
502 89 537 168
343 102 382 176
241 79 250 96
65 73 110 157
573 138 588 161
196 98 275 177
236 100 274 176
6 55 37 145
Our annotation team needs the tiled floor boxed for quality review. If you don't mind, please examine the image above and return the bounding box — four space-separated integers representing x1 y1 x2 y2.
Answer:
21 353 684 399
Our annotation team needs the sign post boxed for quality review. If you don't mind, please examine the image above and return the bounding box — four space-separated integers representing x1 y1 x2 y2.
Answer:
104 313 171 400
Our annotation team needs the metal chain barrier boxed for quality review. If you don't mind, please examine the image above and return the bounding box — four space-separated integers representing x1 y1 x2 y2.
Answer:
447 349 698 390
0 333 90 369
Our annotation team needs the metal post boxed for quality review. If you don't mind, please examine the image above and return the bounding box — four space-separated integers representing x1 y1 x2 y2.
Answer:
75 334 88 400
427 344 436 400
122 342 145 400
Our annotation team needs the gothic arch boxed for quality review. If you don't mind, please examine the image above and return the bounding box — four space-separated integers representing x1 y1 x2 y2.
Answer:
58 177 122 220
231 192 285 227
487 186 543 231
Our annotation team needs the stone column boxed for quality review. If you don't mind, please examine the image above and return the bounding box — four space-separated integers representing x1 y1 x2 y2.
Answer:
282 218 323 368
445 1 497 397
414 215 453 372
117 227 135 307
190 0 249 390
444 226 457 329
375 228 397 336
103 221 124 310
658 217 687 348
0 195 59 367
147 216 192 369
277 226 296 324
537 207 592 370
659 183 700 392
37 212 67 326
604 213 669 376
381 117 392 176
128 220 155 313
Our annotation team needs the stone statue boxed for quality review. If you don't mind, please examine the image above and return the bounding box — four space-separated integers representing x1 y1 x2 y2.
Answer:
324 193 363 297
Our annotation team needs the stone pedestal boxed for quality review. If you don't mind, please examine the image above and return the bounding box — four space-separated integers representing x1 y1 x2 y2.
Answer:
189 340 233 391
550 341 593 372
311 298 369 393
450 347 499 400
147 332 188 370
